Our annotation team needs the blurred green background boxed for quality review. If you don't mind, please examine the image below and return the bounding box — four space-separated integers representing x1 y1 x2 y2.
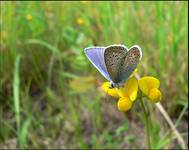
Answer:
0 1 188 149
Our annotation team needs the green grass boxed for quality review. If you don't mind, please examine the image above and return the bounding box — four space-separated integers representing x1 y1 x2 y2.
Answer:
0 1 188 149
13 55 21 132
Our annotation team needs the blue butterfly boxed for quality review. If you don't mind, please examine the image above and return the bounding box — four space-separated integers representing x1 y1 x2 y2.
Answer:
84 44 142 88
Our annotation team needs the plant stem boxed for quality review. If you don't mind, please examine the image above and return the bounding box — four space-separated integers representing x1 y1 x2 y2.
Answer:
140 99 151 149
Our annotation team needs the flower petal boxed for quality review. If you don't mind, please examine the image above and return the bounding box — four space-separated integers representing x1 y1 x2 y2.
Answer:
101 82 119 98
148 88 162 103
138 76 160 95
117 97 133 111
117 86 127 98
125 77 138 101
117 77 138 101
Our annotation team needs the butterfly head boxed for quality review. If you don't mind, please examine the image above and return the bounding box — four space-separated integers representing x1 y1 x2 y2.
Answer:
109 82 125 89
109 82 115 89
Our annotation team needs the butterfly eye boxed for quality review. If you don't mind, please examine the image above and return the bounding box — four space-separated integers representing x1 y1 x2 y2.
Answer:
109 83 115 89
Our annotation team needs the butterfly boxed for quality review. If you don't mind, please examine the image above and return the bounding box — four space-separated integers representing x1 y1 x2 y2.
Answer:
84 44 142 88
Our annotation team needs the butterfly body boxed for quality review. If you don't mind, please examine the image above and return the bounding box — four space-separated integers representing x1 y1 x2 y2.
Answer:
84 44 142 88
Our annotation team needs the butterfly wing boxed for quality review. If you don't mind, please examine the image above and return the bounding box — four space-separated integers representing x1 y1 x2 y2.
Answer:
118 45 142 83
104 45 128 83
84 47 112 81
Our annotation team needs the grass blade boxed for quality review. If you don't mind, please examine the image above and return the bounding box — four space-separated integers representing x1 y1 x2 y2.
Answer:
13 55 21 132
19 118 31 148
27 39 59 53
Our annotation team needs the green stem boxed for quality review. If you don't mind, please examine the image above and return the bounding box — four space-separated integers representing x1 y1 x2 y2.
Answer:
140 99 151 149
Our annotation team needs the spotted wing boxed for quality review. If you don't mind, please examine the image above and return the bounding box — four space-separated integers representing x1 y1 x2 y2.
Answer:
104 45 128 83
118 45 142 83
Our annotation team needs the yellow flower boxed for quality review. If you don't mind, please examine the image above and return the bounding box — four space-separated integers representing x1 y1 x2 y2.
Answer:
101 82 119 98
26 14 33 21
138 76 162 103
77 18 84 25
102 77 138 111
117 77 138 101
80 1 88 4
148 88 162 103
117 97 133 111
